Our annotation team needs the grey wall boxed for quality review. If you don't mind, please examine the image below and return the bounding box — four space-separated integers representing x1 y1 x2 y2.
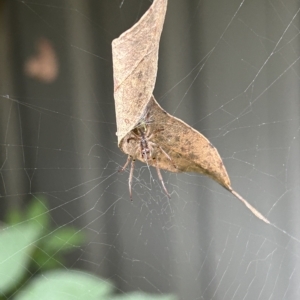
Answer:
1 0 300 299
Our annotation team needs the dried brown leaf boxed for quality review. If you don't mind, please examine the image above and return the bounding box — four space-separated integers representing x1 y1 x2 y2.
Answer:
112 0 168 145
112 0 270 224
121 96 270 224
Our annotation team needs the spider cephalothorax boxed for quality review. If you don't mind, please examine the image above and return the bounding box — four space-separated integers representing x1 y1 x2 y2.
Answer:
119 122 174 200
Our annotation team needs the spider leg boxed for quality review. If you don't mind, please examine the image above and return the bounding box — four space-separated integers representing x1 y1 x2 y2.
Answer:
119 155 131 172
158 146 177 169
155 161 171 199
119 156 135 201
127 130 139 141
129 159 135 201
152 128 164 135
146 130 177 169
127 137 135 143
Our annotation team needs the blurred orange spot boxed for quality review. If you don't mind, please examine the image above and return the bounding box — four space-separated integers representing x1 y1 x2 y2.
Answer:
24 37 58 83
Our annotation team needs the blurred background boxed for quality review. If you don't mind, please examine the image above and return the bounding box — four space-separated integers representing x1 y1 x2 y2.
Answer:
1 0 300 299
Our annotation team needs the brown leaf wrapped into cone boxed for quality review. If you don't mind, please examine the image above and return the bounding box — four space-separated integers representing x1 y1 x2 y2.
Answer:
112 0 270 224
120 97 270 224
121 97 229 184
112 0 167 145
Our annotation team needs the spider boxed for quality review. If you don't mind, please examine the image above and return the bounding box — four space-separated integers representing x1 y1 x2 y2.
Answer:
119 123 174 200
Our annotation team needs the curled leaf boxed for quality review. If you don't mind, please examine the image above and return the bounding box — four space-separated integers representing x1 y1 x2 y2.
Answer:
112 0 270 224
112 0 168 145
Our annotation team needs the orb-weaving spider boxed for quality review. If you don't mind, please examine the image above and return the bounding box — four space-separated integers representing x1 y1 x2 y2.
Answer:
119 123 174 199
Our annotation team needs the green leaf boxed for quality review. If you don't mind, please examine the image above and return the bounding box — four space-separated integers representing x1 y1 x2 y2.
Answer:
14 270 114 300
0 223 42 294
26 197 49 230
5 209 23 225
110 292 178 300
43 227 85 252
31 248 63 270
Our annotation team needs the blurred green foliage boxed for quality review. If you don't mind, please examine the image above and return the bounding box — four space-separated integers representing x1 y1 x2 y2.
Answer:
0 197 177 300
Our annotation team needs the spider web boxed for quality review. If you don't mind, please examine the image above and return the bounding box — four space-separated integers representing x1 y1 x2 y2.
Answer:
1 0 300 299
